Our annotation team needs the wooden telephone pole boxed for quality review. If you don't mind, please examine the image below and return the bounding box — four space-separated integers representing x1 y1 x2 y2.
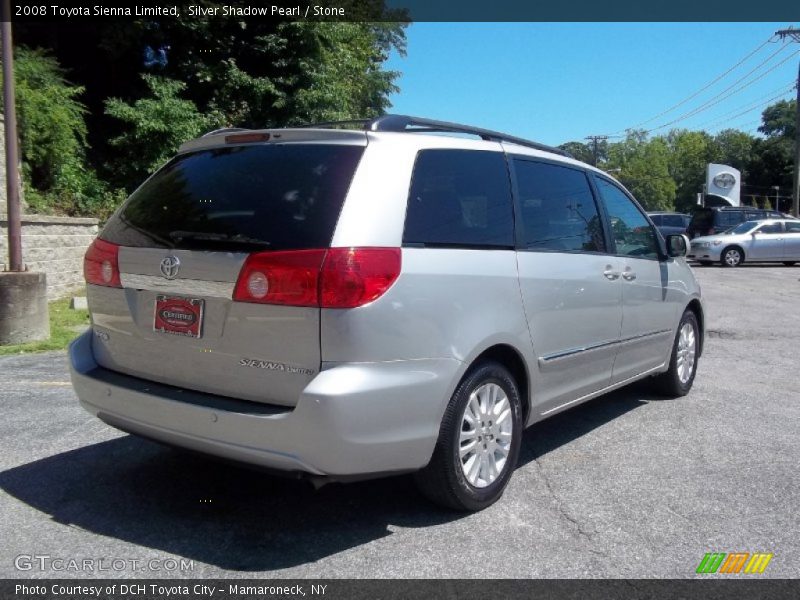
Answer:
585 135 609 167
775 27 800 217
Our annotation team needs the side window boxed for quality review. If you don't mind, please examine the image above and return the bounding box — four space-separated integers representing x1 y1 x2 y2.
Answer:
595 177 660 259
513 159 605 253
403 150 514 248
785 221 800 233
650 215 662 226
757 222 782 234
664 215 684 228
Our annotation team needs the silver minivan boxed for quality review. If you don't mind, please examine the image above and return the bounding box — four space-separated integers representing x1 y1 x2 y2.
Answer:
70 115 704 511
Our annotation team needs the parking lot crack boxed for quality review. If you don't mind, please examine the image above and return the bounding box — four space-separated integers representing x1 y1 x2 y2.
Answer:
532 455 600 548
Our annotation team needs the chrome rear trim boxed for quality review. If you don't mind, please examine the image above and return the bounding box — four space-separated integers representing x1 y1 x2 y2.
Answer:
120 273 234 299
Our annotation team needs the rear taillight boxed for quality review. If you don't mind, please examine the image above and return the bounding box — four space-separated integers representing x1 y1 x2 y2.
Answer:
233 247 401 308
233 249 326 307
84 238 121 288
320 248 401 308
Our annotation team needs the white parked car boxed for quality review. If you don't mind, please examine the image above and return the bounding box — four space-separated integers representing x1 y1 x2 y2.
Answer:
688 219 800 267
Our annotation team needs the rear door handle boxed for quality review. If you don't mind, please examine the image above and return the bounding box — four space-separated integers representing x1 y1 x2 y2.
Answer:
622 268 636 281
603 266 620 280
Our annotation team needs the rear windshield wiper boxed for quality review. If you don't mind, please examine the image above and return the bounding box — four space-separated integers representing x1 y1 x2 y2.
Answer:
169 231 273 248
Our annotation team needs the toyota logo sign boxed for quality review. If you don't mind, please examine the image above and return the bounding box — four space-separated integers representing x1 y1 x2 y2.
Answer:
712 172 736 190
159 256 181 279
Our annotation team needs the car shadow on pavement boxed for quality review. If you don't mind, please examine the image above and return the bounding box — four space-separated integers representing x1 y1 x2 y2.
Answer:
517 380 659 468
0 384 659 572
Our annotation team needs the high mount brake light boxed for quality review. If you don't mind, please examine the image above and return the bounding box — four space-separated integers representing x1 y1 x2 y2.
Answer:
225 132 271 144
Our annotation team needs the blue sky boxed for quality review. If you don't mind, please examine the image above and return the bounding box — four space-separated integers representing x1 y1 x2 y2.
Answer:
385 23 799 146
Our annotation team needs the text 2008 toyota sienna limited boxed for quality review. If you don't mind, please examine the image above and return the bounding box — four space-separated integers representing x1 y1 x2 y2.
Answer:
70 115 704 511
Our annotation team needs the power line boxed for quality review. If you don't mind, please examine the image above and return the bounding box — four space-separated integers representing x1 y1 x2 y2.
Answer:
692 81 796 126
700 89 796 132
621 35 776 132
644 48 800 134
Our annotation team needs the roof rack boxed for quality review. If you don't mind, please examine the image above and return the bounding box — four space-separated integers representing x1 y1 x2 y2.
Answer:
202 127 251 137
297 119 372 130
299 114 569 157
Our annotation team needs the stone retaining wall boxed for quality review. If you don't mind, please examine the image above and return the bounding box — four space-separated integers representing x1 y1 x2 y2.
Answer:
1 215 98 300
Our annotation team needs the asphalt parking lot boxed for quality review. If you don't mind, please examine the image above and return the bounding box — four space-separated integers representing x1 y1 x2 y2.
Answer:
1 265 798 579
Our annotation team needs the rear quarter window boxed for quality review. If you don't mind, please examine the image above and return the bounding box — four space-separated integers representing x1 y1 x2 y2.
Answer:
101 144 364 251
403 149 514 248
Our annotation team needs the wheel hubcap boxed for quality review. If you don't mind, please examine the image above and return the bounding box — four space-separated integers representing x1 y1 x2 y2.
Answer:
676 322 697 384
725 250 740 266
459 382 513 488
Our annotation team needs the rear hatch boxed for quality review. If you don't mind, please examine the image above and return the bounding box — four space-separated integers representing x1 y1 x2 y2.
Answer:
88 134 365 407
687 208 714 238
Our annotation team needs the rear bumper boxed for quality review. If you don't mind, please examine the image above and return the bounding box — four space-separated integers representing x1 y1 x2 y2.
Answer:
69 330 460 478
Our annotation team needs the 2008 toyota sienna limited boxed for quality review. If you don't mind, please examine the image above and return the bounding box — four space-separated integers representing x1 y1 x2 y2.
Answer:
69 115 704 511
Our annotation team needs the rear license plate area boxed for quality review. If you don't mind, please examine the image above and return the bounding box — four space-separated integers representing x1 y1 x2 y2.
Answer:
154 295 204 338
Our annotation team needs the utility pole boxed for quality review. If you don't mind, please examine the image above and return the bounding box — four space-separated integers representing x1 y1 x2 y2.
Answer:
0 0 49 345
585 135 608 167
1 0 22 271
775 27 800 217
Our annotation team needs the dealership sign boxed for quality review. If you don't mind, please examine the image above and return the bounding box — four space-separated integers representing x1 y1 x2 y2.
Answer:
706 163 741 207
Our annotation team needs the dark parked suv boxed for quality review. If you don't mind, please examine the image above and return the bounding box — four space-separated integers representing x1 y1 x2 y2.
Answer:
648 212 690 237
687 206 783 238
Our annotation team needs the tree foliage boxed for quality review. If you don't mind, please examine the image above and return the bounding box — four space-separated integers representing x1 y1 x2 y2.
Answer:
1 47 87 193
606 132 676 211
12 8 406 210
560 98 796 212
105 75 218 187
1 46 124 218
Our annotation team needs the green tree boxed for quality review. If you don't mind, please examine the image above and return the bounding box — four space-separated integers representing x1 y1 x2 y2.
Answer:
0 46 123 217
16 7 406 196
746 100 796 197
606 132 676 211
558 141 595 165
1 47 86 194
712 128 755 173
759 99 796 138
664 129 714 212
131 16 406 128
105 75 219 187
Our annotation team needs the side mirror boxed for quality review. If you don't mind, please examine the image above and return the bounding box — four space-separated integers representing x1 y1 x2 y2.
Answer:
666 234 689 258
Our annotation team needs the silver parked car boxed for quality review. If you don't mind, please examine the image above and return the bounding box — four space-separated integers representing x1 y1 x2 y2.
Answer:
687 219 800 267
70 115 704 511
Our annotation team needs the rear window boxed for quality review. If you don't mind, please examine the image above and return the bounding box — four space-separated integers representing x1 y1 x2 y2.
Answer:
101 144 364 251
689 209 713 231
403 149 514 248
662 215 685 228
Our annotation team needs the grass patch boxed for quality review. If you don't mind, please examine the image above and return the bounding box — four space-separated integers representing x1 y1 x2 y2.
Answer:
0 297 89 355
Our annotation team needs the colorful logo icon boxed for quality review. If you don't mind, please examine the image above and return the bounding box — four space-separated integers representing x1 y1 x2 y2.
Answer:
696 552 773 574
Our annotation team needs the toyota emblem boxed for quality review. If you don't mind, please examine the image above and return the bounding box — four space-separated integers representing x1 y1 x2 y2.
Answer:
159 256 181 280
712 172 736 190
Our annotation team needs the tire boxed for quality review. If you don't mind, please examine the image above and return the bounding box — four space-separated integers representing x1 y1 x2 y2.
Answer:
415 360 523 511
652 310 700 398
783 262 797 266
721 246 743 267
